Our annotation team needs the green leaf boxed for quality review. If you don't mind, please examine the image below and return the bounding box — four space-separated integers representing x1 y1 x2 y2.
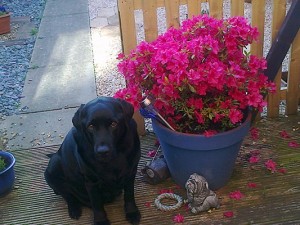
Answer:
188 84 196 93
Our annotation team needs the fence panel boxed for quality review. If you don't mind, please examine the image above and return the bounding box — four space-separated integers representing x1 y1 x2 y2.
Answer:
251 0 266 57
231 0 244 16
208 0 223 18
287 30 300 114
187 0 201 18
142 0 158 42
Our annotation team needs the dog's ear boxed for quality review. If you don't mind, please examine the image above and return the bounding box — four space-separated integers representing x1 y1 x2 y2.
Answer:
116 98 134 120
72 104 85 128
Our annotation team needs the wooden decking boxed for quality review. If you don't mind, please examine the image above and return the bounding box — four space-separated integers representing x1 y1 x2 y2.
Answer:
0 114 300 224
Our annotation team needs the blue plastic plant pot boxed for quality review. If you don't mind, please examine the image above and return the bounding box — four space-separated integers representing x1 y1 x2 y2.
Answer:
0 151 16 196
151 113 251 190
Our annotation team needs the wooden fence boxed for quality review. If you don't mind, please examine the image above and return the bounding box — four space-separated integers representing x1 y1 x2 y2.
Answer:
118 0 300 120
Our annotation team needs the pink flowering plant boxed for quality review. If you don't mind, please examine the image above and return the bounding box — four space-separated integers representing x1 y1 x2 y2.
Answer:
115 15 275 134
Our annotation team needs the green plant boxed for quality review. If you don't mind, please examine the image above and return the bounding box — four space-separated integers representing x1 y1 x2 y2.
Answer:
0 156 6 172
30 64 39 69
0 5 8 16
30 28 38 36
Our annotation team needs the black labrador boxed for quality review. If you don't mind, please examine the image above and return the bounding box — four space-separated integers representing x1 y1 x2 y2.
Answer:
44 97 141 225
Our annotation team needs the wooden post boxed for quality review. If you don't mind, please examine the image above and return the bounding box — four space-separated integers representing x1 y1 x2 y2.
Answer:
286 30 300 114
143 0 158 42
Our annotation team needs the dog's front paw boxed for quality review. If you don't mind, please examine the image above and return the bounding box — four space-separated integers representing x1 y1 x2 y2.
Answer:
94 219 110 225
126 210 141 225
67 203 82 220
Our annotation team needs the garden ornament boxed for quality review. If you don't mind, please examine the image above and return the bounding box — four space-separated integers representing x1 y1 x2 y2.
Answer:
185 173 220 214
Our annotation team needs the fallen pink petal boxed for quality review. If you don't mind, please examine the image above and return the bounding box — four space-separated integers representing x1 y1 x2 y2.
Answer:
147 150 157 157
158 189 173 194
223 211 234 218
250 127 259 140
250 150 260 156
279 130 291 138
278 168 287 174
247 182 258 188
173 213 185 223
265 159 277 173
229 190 244 200
144 202 151 208
175 185 182 190
154 139 160 146
249 155 260 164
288 141 300 148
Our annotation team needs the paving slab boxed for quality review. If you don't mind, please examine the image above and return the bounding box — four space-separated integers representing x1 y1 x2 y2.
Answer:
29 34 93 67
43 0 88 17
20 62 96 112
0 108 78 150
37 13 90 38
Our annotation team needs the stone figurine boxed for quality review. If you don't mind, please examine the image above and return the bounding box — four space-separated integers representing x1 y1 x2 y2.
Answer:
185 173 220 214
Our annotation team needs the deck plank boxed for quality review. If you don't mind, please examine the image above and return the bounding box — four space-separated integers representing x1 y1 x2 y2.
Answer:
1 114 300 224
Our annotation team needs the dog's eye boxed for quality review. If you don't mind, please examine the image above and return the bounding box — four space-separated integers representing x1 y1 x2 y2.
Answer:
110 121 118 128
87 125 94 132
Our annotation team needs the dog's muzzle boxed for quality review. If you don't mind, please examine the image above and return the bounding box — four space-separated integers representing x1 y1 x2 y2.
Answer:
95 145 110 158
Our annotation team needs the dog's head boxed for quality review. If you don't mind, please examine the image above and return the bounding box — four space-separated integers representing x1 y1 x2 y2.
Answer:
72 96 135 162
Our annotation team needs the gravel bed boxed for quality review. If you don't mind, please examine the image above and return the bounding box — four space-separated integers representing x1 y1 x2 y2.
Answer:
0 0 46 117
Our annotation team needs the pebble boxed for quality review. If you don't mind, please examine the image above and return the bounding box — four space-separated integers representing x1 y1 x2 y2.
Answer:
0 0 46 117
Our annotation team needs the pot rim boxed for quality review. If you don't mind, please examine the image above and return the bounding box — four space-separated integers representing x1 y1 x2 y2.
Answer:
0 12 10 18
0 151 16 175
152 112 252 138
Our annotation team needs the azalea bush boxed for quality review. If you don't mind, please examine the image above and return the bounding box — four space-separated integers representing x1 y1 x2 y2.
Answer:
114 15 275 134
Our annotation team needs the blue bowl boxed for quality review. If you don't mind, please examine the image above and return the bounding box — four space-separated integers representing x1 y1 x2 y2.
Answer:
0 151 16 196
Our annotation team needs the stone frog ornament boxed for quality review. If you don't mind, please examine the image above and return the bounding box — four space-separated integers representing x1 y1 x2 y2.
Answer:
185 173 220 214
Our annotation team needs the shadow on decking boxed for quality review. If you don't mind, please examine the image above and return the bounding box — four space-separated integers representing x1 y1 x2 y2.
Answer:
0 114 300 224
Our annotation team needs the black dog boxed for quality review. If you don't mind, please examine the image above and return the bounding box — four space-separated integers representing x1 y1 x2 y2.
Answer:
44 97 141 225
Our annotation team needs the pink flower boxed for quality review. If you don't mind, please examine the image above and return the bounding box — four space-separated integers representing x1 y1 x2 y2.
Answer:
173 214 185 223
288 141 300 148
223 211 234 218
229 109 243 124
203 130 218 137
229 190 244 200
265 159 277 173
250 150 260 156
247 182 258 188
249 155 260 164
279 130 291 138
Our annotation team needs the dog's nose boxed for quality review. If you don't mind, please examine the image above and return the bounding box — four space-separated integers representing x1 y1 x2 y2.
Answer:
95 145 110 155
